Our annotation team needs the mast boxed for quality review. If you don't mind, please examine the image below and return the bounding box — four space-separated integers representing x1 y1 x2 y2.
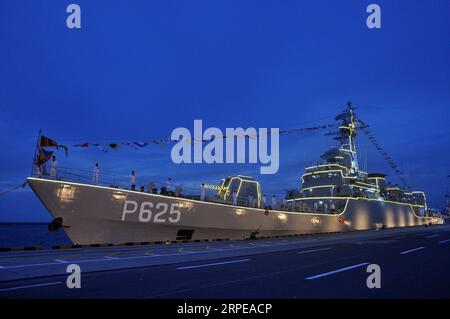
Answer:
335 101 359 173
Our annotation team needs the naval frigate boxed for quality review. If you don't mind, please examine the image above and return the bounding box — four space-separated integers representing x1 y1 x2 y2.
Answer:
27 103 443 244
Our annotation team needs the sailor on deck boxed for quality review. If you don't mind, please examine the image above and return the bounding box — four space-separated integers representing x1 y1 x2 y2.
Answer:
282 197 287 209
166 177 173 194
200 183 206 201
272 195 277 209
50 156 58 178
248 193 254 208
330 202 336 214
130 170 136 190
262 194 267 208
232 191 238 206
92 163 99 184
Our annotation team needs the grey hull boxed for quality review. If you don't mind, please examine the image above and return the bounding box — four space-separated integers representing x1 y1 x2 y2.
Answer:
28 177 441 245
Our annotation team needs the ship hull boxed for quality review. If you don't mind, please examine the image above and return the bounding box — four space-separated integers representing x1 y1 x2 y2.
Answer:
28 177 442 245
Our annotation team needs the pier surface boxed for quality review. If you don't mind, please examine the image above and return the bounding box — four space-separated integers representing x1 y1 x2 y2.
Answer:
0 225 449 298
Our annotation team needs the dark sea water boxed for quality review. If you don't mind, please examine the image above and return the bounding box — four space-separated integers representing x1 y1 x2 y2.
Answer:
0 223 72 249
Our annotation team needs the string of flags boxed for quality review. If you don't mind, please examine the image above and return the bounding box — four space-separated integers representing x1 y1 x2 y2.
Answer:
66 124 338 152
34 123 337 169
358 119 411 190
73 139 172 152
278 124 337 135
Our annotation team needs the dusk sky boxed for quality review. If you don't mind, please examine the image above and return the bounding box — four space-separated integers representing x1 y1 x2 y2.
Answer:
0 0 449 222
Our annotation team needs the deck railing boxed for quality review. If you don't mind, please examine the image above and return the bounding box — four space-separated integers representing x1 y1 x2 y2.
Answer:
31 166 353 214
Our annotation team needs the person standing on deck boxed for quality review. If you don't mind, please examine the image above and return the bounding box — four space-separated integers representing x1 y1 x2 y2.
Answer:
330 202 336 214
166 177 173 194
262 194 267 209
272 195 277 209
130 170 136 190
232 191 238 206
282 197 287 209
50 156 58 178
200 183 206 201
248 193 254 208
92 163 99 184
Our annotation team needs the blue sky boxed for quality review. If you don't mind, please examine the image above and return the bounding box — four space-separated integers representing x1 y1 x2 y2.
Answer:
0 0 449 222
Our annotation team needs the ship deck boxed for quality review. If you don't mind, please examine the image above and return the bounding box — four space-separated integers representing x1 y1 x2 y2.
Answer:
0 224 449 298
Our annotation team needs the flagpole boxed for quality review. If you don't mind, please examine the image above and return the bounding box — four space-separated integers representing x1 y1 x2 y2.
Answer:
30 129 42 176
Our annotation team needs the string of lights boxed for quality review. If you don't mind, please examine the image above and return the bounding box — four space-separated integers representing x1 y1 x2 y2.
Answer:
357 119 411 190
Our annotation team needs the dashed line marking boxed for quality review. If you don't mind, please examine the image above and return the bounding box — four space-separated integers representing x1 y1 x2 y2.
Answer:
104 256 120 260
400 247 425 255
426 234 439 239
205 248 225 251
0 282 63 292
177 259 251 270
438 239 450 244
1 262 64 269
297 247 333 255
54 259 68 263
305 262 369 280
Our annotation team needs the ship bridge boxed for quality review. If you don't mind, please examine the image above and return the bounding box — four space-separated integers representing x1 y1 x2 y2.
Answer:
216 175 261 207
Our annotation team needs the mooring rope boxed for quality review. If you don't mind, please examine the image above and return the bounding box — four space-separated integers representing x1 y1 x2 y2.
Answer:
0 181 27 197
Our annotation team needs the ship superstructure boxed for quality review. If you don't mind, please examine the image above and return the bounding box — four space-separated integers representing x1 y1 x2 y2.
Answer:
285 102 428 219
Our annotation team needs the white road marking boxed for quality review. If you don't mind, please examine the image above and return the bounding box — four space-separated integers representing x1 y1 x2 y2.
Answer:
391 236 406 240
400 247 425 255
0 282 62 292
104 256 120 260
0 247 262 270
438 239 450 244
177 259 251 270
297 247 333 254
426 234 439 239
54 259 68 263
305 262 369 280
0 261 65 269
1 228 439 271
0 242 358 270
